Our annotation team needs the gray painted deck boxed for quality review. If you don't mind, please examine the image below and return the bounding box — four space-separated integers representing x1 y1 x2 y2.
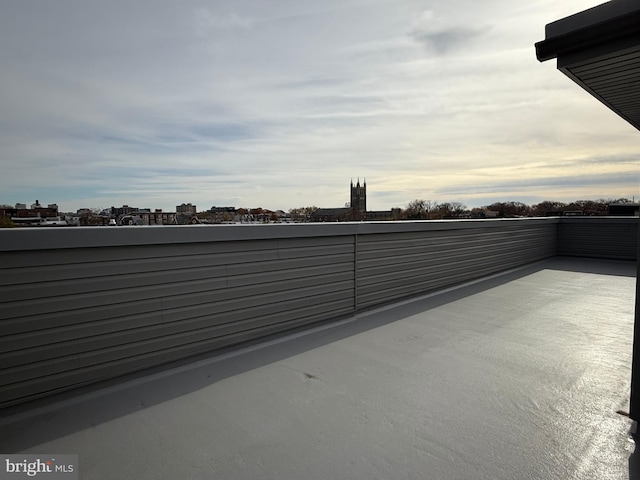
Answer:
0 257 637 480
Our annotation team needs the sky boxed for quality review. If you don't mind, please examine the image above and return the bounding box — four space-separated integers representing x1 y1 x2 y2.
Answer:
1 0 638 213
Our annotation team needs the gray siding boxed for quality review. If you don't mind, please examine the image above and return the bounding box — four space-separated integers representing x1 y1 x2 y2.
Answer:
355 221 556 309
558 217 638 260
0 218 577 408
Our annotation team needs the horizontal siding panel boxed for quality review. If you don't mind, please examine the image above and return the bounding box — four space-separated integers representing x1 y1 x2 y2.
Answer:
0 241 353 288
0 235 353 270
0 277 355 357
0 241 271 271
358 249 549 298
275 243 354 260
226 252 353 276
356 225 555 310
557 219 638 260
1 266 230 303
226 262 353 288
0 276 231 320
363 246 551 288
357 235 554 273
1 255 352 306
358 229 555 262
358 227 553 254
0 238 286 268
357 252 552 309
0 289 354 381
1 269 354 336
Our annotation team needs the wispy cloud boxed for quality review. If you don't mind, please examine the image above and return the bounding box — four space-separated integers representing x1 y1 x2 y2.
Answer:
194 9 254 34
408 10 486 54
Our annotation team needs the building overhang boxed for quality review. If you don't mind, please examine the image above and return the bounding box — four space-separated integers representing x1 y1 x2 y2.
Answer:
535 0 640 131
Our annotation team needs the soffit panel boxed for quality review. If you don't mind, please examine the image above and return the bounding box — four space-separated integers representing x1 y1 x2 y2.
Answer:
559 44 640 130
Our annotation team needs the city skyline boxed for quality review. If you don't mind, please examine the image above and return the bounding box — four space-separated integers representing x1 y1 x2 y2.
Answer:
1 0 639 213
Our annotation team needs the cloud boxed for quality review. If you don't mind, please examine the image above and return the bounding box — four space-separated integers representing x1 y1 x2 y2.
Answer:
408 10 486 54
194 9 254 35
436 172 639 195
551 154 640 168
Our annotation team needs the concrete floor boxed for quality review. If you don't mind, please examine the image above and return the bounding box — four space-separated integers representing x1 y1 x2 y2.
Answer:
1 257 638 480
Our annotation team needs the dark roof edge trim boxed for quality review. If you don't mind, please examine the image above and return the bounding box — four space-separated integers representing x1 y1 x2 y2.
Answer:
535 10 640 62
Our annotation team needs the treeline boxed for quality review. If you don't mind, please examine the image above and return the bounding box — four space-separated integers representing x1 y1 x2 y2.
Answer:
402 198 635 219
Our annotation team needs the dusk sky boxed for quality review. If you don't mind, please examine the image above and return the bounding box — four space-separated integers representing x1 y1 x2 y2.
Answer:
1 0 638 212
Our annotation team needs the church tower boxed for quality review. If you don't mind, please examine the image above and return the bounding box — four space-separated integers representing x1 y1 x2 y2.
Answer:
350 179 366 219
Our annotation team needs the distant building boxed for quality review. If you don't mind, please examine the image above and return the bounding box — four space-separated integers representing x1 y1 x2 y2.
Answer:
13 201 58 218
107 205 176 225
310 180 398 222
274 210 290 222
310 207 354 222
177 203 197 215
110 205 138 217
350 179 366 220
77 209 109 226
0 200 61 227
310 180 366 222
608 203 639 216
367 208 402 221
135 209 176 226
209 207 237 223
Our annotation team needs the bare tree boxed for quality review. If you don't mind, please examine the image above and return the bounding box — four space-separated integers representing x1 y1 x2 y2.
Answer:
403 199 438 219
437 202 467 218
530 201 567 217
288 206 318 222
404 199 426 219
486 201 531 217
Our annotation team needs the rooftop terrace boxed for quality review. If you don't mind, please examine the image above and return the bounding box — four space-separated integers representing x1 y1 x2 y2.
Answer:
0 254 637 479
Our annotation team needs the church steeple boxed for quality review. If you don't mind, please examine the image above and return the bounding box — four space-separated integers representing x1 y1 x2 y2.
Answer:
350 178 367 220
